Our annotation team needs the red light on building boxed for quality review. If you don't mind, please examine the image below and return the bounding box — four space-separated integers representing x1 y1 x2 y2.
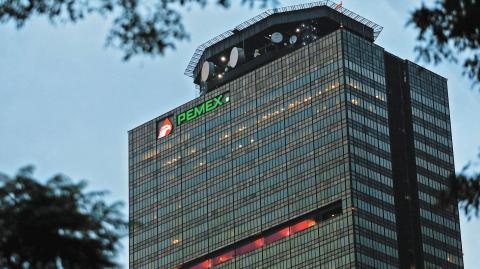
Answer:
190 259 212 269
157 118 173 139
265 227 290 244
291 219 316 234
236 239 264 256
254 238 265 248
212 250 235 265
180 216 323 269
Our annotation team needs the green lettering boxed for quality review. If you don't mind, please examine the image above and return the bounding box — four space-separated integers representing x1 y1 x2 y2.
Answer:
194 103 205 116
176 93 229 126
186 109 195 121
205 100 214 112
212 95 223 107
177 113 186 126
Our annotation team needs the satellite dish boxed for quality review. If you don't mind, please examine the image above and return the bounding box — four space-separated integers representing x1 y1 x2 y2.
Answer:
228 47 245 68
289 35 298 45
201 61 215 82
271 32 283 43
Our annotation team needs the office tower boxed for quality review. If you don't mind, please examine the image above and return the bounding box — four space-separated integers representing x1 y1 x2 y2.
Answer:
128 2 463 268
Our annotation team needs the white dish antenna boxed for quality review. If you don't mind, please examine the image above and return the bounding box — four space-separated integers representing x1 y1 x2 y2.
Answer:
228 47 245 68
201 61 215 82
271 32 283 43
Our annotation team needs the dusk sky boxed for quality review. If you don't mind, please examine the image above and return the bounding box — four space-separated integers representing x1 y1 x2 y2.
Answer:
0 0 479 267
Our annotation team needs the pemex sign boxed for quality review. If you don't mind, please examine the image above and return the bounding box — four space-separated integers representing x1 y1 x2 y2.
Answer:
157 117 173 139
156 92 229 140
176 93 229 126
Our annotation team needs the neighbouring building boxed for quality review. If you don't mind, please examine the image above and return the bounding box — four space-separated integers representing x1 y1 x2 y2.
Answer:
128 1 463 268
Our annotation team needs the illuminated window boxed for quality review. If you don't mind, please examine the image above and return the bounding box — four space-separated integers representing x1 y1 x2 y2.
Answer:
235 239 263 256
254 238 265 248
291 219 316 234
190 260 212 269
212 250 235 265
265 227 290 244
183 202 342 269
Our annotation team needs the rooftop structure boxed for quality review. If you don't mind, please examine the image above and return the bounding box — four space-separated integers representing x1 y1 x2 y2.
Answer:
185 1 383 90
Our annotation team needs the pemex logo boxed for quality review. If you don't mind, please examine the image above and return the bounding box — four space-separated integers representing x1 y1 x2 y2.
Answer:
157 118 173 139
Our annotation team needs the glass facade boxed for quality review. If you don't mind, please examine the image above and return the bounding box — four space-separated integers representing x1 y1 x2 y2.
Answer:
343 31 400 268
129 23 463 269
407 63 463 268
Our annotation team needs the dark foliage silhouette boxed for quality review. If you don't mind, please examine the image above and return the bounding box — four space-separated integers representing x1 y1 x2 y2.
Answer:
0 166 127 268
439 162 480 219
409 0 480 88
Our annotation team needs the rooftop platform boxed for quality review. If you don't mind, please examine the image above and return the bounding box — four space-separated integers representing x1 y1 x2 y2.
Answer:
185 1 383 88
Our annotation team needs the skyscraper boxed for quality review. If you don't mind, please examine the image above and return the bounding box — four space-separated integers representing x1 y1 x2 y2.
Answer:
128 2 463 269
